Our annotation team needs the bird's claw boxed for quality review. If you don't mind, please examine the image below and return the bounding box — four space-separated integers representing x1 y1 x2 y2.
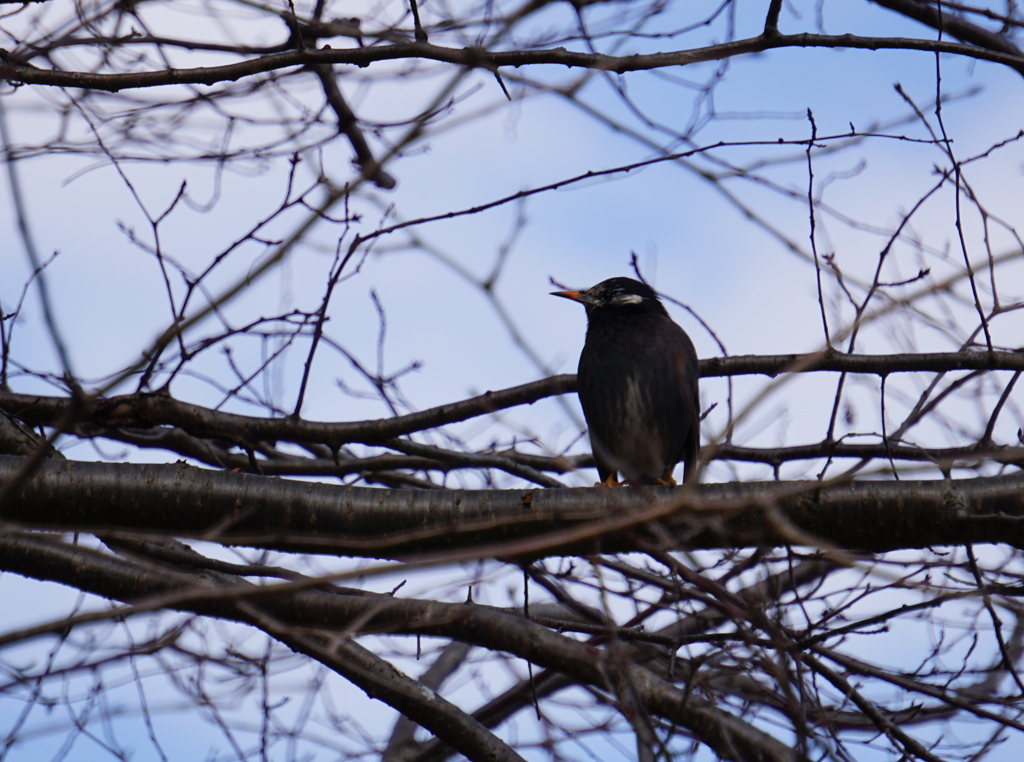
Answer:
655 468 677 487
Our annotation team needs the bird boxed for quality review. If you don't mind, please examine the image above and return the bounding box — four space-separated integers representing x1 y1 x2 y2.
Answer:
552 277 700 486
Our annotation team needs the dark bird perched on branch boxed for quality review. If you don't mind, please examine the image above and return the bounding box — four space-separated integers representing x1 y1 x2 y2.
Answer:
552 277 700 485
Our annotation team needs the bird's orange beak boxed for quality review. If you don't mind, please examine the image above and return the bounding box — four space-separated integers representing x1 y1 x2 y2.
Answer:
550 289 582 301
551 289 600 306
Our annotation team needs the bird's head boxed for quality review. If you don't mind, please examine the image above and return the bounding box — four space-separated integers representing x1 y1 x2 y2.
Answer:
551 277 665 316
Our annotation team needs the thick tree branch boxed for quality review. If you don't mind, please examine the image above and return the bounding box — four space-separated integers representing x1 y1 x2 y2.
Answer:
2 456 1024 556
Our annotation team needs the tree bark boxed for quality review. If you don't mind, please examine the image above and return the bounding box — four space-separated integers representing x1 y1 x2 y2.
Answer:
2 455 1021 558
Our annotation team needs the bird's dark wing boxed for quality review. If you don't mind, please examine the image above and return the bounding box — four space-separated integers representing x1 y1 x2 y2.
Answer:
671 328 701 482
577 334 627 483
643 316 700 482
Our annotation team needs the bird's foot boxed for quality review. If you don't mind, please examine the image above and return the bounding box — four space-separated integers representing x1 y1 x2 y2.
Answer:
595 474 623 487
655 468 677 487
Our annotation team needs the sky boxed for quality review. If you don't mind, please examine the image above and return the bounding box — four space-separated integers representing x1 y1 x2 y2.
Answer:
3 0 1024 759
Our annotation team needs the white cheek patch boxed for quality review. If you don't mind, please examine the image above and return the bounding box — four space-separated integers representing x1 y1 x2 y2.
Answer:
611 293 644 305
